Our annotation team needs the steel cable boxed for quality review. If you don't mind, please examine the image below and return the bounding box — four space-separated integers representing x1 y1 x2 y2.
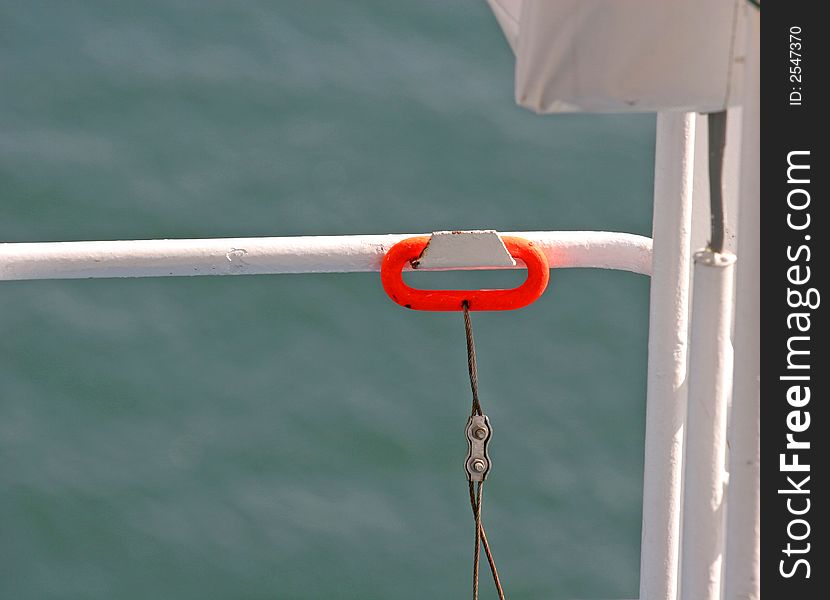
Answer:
463 302 506 600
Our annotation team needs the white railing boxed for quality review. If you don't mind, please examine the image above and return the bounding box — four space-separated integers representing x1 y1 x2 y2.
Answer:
0 230 652 281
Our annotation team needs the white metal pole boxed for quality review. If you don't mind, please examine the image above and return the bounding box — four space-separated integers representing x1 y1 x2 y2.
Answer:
680 250 736 600
724 9 760 600
640 112 696 600
0 231 652 281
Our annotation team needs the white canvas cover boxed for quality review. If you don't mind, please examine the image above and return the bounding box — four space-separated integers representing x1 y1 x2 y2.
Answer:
487 0 752 113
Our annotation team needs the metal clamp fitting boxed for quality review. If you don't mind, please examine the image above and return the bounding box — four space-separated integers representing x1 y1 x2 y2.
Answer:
465 414 492 482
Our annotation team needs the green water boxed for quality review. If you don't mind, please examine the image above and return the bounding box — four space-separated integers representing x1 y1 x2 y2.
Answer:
1 2 656 598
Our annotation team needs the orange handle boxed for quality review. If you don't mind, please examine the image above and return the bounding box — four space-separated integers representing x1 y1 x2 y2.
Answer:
380 236 550 311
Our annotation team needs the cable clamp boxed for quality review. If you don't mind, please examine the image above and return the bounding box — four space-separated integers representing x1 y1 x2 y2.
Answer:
465 414 492 482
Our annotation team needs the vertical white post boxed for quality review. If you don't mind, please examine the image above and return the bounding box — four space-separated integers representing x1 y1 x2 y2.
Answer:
724 9 760 600
640 112 696 600
680 250 736 600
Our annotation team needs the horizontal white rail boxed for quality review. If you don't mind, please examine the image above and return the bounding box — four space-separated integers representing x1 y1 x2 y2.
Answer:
0 231 651 281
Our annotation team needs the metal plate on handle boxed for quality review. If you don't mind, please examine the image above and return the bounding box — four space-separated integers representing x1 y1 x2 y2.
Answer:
413 230 516 270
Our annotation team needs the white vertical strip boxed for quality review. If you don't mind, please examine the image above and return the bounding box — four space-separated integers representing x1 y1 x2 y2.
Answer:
680 250 737 600
724 8 760 600
640 112 696 600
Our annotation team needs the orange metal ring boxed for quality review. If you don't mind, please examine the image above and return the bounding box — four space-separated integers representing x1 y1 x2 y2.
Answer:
380 236 550 311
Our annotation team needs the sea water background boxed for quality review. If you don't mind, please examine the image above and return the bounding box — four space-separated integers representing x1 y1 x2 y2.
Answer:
1 2 656 598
